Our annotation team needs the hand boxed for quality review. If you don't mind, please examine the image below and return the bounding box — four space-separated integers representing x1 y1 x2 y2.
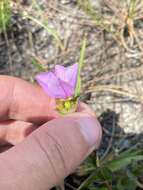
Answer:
0 76 102 190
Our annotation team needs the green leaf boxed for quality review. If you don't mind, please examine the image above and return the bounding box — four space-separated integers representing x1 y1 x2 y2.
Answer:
128 0 136 19
117 175 137 190
90 187 108 190
118 146 142 158
31 58 46 71
77 170 100 190
0 0 11 32
107 155 143 172
75 35 87 97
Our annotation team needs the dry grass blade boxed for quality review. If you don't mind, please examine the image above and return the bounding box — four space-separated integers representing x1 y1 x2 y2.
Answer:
24 13 64 51
87 85 143 103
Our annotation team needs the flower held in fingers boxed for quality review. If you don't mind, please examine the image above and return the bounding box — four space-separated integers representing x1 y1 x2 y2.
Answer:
36 64 79 114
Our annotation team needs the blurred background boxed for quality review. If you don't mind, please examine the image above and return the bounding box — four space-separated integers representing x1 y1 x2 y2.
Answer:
0 0 143 189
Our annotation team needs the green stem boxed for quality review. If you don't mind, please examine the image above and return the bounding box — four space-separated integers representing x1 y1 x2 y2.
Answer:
75 35 87 97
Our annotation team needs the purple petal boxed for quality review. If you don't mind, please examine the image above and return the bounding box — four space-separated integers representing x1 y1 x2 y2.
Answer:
36 72 74 99
55 63 78 88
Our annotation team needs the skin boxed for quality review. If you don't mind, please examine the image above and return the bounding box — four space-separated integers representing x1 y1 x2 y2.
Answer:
0 76 102 190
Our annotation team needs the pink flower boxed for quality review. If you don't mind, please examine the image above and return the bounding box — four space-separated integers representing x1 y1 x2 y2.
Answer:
35 64 78 99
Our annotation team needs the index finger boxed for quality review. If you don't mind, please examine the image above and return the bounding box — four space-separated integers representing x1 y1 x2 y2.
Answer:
0 76 59 124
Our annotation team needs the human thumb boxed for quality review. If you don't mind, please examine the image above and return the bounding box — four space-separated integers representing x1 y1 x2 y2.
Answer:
0 115 102 190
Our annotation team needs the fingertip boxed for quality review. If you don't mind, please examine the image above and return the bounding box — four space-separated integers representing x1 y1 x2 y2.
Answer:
0 114 102 190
